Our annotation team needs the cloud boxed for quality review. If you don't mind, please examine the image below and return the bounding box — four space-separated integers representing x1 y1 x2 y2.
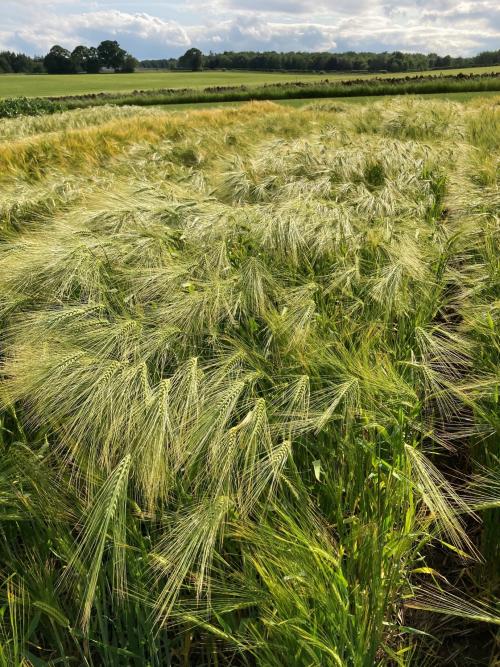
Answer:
212 0 372 15
1 1 498 57
189 17 338 52
218 0 322 14
2 11 190 56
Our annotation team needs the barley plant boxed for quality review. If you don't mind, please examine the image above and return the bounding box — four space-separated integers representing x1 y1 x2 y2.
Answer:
0 96 498 666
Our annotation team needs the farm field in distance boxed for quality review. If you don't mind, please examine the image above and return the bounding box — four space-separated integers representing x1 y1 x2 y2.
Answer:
0 95 498 665
1 64 500 98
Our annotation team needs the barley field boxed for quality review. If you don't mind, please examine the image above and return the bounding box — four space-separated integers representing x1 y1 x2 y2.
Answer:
0 97 498 665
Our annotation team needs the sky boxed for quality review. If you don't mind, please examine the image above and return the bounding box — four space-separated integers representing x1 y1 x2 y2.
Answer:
1 1 499 59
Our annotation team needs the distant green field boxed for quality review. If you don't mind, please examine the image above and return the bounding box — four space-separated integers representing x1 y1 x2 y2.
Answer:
0 72 329 98
1 66 500 99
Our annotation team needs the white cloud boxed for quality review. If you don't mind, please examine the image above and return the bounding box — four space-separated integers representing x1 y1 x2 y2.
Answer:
209 0 376 15
1 1 498 57
189 18 338 51
3 10 189 54
217 0 322 14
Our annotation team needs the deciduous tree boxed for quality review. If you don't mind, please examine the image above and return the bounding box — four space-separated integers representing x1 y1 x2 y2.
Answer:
43 45 73 74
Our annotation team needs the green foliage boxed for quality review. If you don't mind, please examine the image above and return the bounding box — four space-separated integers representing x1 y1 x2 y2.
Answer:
0 97 498 665
143 48 500 73
43 45 74 75
3 44 500 76
179 48 204 72
97 40 129 72
0 51 43 74
71 45 101 74
0 96 63 119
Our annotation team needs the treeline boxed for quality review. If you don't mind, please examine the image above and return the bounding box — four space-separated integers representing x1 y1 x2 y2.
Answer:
0 51 44 74
141 48 500 73
0 41 138 74
140 58 178 70
2 45 500 76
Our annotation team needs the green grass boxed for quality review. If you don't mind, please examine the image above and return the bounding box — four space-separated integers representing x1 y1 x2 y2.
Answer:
0 70 333 98
1 65 499 99
0 97 498 665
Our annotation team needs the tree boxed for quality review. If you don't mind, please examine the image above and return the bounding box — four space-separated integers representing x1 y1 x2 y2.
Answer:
43 45 74 74
71 46 89 73
121 54 138 73
97 40 126 71
178 48 203 71
11 53 35 73
0 54 13 73
437 54 452 68
32 58 46 74
84 47 101 74
71 46 101 73
0 51 44 73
